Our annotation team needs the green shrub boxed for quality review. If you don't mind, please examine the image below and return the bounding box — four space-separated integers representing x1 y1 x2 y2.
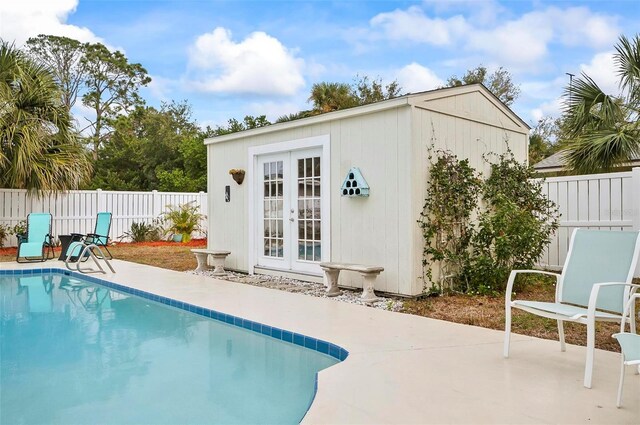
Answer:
11 221 26 237
418 151 481 293
0 224 9 248
467 152 559 293
162 201 204 243
420 148 559 295
125 222 156 243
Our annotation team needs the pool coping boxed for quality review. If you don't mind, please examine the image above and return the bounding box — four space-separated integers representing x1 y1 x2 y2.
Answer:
1 267 348 362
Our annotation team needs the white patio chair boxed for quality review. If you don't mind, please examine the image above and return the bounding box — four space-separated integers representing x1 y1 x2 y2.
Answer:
504 228 640 388
612 293 640 407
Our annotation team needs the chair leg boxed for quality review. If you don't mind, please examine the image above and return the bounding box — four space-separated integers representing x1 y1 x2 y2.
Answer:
584 320 596 388
557 320 566 352
101 244 113 260
616 357 625 408
504 305 512 358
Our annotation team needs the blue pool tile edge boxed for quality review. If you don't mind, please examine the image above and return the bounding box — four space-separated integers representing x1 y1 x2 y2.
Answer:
1 268 349 362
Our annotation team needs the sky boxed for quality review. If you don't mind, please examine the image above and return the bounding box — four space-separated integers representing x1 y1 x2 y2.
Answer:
1 0 638 129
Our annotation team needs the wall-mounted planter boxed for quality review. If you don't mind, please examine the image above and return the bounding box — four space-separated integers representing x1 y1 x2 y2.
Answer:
341 167 369 197
229 169 245 185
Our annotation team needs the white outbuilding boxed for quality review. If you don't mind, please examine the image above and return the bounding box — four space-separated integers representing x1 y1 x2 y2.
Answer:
204 84 530 296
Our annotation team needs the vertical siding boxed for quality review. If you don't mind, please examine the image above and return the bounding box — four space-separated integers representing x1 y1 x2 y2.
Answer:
208 108 411 294
207 89 529 296
409 94 528 294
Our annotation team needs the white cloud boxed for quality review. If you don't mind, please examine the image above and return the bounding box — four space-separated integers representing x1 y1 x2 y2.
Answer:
370 6 469 46
422 0 506 26
366 5 619 70
531 97 563 122
467 12 554 68
551 7 618 48
0 0 106 45
144 75 176 102
520 76 566 100
187 27 305 96
396 63 443 93
580 51 619 95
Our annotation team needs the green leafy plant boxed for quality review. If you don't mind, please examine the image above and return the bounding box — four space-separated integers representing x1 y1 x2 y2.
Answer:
418 150 481 293
11 221 27 238
0 224 9 248
124 222 156 243
419 147 559 295
468 151 559 292
162 201 204 243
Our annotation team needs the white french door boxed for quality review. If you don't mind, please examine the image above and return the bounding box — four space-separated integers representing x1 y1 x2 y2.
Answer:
256 148 323 274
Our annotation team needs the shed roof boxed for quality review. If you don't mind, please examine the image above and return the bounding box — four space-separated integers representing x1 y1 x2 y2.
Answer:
534 150 640 173
204 84 530 145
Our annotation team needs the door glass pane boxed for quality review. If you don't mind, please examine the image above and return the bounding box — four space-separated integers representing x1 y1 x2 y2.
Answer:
297 156 321 262
305 158 312 178
263 160 284 258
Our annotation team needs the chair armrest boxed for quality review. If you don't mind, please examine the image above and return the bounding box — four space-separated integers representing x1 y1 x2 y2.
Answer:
505 270 561 303
86 233 108 239
587 283 640 329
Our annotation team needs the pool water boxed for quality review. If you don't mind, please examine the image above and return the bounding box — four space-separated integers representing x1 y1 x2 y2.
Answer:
0 272 338 424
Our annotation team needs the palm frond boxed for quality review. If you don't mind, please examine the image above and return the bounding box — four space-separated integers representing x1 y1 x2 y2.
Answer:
563 125 640 173
615 34 640 101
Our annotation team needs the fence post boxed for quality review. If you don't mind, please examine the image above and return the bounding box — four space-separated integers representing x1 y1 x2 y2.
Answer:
96 189 106 212
632 168 640 276
152 190 161 218
199 191 207 239
633 168 640 232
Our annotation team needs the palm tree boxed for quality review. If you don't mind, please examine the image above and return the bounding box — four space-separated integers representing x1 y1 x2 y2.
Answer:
563 34 640 173
308 82 358 113
0 42 91 193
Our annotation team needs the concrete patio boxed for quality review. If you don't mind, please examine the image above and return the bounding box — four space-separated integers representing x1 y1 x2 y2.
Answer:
3 260 638 424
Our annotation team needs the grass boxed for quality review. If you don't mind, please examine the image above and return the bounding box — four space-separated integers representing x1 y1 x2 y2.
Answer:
403 276 637 352
1 241 635 352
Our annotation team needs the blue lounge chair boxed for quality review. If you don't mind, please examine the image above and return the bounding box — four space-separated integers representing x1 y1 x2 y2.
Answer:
504 229 640 388
16 213 54 262
66 212 113 261
612 293 640 407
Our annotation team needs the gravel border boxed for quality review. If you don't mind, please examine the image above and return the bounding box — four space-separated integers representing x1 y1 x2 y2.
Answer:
189 269 404 312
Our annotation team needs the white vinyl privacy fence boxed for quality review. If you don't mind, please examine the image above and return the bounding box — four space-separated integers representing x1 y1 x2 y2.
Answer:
0 189 207 247
539 168 640 272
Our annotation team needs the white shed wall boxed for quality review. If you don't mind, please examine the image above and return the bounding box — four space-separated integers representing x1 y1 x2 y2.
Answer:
408 92 529 294
207 107 414 294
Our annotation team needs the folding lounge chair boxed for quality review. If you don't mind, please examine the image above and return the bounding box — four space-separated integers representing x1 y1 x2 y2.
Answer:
16 213 54 263
504 229 640 388
66 212 113 261
612 293 640 407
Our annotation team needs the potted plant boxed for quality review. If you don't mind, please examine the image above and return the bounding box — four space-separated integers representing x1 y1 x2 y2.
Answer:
12 220 27 244
162 202 204 243
229 168 245 184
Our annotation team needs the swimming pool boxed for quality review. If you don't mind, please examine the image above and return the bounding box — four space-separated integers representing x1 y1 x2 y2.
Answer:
0 270 343 424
